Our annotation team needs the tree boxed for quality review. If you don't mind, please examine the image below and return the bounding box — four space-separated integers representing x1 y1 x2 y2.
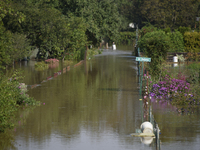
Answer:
141 0 200 29
0 23 13 69
59 0 123 45
11 33 32 61
67 16 88 60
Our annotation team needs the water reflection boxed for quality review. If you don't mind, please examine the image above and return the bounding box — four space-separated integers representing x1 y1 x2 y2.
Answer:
1 49 154 150
152 101 200 150
1 48 200 150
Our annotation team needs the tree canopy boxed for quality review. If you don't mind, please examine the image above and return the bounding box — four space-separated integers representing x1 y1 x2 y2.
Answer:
1 0 200 69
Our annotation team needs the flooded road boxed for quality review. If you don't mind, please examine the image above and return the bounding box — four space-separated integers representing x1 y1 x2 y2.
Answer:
1 46 200 150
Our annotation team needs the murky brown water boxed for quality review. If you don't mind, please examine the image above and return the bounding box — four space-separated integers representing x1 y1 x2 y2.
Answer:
1 46 200 150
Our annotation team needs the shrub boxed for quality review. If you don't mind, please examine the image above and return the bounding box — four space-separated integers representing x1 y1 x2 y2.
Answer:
178 26 191 36
186 63 200 84
150 75 190 100
168 30 185 52
163 27 171 34
184 31 200 61
34 61 49 71
63 60 73 66
149 71 200 114
138 30 171 78
117 32 136 45
87 48 101 60
0 74 18 132
0 71 39 132
17 83 39 106
140 24 157 37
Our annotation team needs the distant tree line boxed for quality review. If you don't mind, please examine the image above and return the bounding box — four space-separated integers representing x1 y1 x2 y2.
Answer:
1 0 200 69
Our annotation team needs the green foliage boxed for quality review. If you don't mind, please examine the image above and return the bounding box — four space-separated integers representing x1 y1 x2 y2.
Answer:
11 33 33 60
67 17 87 60
178 26 191 36
22 7 70 59
117 32 136 45
184 31 200 54
0 23 13 69
0 71 39 132
140 24 157 37
138 30 171 78
86 48 102 60
140 0 198 29
168 30 185 52
176 54 185 62
186 63 200 84
187 63 200 70
163 27 171 34
60 0 123 46
34 61 49 71
63 60 73 66
0 73 18 132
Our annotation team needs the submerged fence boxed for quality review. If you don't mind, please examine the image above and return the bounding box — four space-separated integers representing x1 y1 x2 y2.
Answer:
137 56 161 149
149 106 161 150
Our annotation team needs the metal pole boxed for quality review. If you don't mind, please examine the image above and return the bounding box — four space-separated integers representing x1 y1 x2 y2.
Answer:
140 98 143 123
136 24 138 48
138 47 140 82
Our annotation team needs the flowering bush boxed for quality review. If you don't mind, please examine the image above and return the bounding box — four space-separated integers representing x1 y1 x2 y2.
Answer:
17 83 39 106
149 72 200 108
45 59 60 68
18 83 27 93
150 75 190 99
45 58 59 63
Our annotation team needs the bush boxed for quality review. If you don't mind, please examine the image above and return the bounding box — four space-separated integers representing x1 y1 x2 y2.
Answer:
149 71 200 114
168 30 185 52
178 26 191 36
63 60 73 66
117 32 136 45
0 73 18 132
140 24 157 38
0 71 39 132
186 63 200 84
34 61 49 71
163 27 171 34
138 30 171 78
184 31 200 53
87 48 101 60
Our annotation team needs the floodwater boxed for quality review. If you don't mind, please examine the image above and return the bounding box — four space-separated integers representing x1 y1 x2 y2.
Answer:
1 46 200 150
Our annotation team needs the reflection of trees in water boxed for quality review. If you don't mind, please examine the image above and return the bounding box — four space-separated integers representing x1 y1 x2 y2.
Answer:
153 102 200 143
12 55 139 146
0 106 36 150
0 131 16 150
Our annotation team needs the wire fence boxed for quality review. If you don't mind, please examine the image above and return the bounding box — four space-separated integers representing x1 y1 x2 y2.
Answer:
149 106 161 150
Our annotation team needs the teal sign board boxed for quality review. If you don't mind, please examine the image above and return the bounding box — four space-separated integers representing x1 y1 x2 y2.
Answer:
136 57 151 62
